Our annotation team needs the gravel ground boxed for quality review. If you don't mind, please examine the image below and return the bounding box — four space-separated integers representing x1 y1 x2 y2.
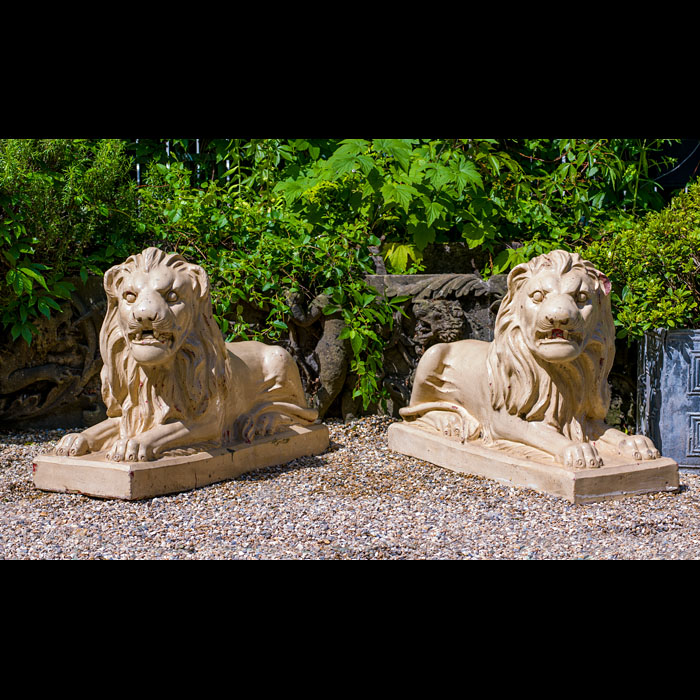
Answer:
1 415 699 560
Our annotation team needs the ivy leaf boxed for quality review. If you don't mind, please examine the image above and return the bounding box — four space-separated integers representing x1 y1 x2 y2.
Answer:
384 243 411 273
53 280 75 300
407 220 435 251
459 222 486 248
2 248 16 266
21 324 33 345
40 296 62 312
373 139 413 172
37 298 51 318
354 154 375 175
426 164 453 190
19 266 49 291
380 182 417 212
453 159 483 192
492 249 515 274
274 179 309 203
6 269 21 295
424 200 445 227
350 331 364 356
336 139 370 157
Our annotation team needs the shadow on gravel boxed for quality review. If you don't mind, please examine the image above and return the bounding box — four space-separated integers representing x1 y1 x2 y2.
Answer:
232 441 342 482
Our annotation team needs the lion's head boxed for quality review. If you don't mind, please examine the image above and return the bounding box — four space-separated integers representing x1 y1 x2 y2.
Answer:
486 250 615 441
413 299 466 347
99 247 231 438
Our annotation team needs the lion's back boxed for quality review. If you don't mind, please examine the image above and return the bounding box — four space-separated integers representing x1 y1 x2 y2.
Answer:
411 338 491 406
226 340 293 377
420 338 490 368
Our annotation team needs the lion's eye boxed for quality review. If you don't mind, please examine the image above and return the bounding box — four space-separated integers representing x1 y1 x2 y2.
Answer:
576 291 589 303
124 292 137 304
531 290 544 303
166 290 178 303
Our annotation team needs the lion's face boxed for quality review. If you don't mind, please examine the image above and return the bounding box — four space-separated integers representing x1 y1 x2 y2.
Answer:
110 258 199 366
518 268 598 363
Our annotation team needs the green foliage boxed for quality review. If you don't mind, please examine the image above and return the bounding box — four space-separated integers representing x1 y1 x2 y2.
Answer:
0 137 685 410
134 159 401 409
0 139 138 343
583 179 700 338
274 138 678 275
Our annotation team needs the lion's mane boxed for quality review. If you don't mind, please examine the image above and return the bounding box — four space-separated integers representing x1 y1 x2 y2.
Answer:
99 248 232 443
485 250 615 442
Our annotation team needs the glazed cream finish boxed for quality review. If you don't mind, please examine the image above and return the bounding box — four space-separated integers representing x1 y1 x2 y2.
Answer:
54 248 318 463
399 250 661 469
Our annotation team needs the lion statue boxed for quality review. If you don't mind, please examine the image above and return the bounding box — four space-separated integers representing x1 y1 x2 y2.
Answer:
55 247 318 462
399 249 660 469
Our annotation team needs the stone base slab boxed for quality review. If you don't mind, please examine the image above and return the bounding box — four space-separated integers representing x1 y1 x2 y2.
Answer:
388 422 679 504
33 423 329 501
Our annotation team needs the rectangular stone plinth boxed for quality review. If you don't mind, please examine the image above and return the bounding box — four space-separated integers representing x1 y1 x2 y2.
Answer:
33 423 329 501
388 422 679 504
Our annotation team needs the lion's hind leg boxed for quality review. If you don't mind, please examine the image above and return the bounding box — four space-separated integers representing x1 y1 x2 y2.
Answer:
400 340 483 443
399 401 480 444
227 341 319 443
235 401 319 444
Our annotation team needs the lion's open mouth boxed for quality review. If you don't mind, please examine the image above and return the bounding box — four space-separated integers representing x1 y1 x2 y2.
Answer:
536 328 582 344
130 329 174 346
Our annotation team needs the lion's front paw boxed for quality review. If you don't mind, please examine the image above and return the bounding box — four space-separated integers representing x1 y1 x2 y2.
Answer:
55 433 90 457
560 442 604 470
616 434 660 461
106 438 155 463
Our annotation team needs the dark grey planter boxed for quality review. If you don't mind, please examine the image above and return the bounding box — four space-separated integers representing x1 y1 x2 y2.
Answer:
638 329 700 469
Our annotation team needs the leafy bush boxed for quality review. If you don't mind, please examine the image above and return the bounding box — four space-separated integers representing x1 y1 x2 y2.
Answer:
583 179 700 338
0 139 137 343
273 138 678 275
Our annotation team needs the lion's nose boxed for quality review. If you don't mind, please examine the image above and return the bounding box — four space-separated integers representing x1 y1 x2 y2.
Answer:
547 312 570 326
544 297 574 326
134 298 159 323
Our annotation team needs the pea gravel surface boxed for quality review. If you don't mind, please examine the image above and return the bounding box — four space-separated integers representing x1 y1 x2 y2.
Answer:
2 415 699 560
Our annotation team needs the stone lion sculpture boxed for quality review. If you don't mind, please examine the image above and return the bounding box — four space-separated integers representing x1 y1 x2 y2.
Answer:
399 249 660 469
55 247 318 462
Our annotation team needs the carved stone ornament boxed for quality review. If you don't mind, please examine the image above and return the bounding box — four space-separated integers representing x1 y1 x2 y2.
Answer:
33 248 329 500
388 250 679 503
0 277 106 428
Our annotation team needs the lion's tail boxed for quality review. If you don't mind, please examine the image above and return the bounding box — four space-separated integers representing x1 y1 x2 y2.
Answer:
399 401 480 443
254 401 319 424
232 401 319 444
